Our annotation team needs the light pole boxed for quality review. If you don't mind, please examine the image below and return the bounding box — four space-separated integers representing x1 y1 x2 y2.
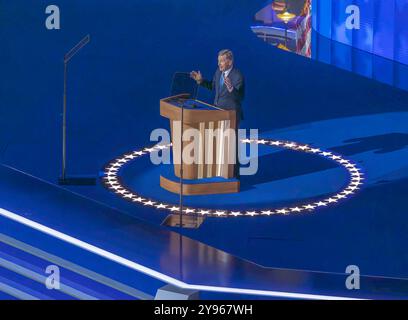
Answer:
58 34 96 186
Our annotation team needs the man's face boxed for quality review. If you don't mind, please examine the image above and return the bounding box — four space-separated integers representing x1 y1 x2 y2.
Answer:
218 54 232 72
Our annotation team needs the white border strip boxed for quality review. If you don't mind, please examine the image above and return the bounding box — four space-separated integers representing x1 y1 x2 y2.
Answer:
0 208 362 300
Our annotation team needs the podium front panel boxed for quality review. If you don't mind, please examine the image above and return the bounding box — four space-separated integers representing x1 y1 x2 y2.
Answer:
160 95 237 181
170 119 236 180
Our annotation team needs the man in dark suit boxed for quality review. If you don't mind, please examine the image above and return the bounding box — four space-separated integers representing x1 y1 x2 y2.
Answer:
190 49 245 120
190 49 245 177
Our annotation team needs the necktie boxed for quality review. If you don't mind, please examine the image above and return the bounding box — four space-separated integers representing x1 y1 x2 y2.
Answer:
220 73 224 87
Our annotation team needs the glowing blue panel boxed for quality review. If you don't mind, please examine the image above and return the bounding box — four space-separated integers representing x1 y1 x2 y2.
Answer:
395 62 408 91
372 55 394 87
373 0 395 60
395 0 408 65
314 31 332 65
331 39 352 72
314 0 332 39
353 50 373 79
332 0 354 46
352 0 374 53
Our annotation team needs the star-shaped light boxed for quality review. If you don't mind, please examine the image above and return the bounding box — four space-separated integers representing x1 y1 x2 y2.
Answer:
270 141 282 146
315 201 327 207
297 145 309 151
304 204 315 210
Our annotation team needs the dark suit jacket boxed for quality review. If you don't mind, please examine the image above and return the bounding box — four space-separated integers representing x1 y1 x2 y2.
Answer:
200 67 245 120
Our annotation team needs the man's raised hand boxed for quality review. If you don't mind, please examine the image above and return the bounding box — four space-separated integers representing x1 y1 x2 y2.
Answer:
224 75 234 93
190 70 203 84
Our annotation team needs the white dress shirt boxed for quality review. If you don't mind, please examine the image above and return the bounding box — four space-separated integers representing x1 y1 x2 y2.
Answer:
223 67 233 78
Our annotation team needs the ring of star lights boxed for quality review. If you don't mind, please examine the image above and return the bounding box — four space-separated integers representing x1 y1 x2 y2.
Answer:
101 139 364 217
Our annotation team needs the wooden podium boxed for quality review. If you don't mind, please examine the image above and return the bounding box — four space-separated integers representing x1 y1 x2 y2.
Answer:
160 94 240 195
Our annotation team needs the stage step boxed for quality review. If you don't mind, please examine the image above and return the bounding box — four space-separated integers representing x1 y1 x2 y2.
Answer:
0 233 153 300
0 277 43 300
0 164 174 300
0 266 74 300
0 289 18 300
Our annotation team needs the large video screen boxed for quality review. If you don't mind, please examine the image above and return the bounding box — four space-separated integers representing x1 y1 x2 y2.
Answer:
312 0 408 65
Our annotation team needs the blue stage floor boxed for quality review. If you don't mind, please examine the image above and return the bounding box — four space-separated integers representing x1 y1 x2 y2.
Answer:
0 164 407 299
0 0 407 299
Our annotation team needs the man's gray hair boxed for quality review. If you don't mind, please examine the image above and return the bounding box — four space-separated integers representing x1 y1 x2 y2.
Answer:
218 49 234 61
